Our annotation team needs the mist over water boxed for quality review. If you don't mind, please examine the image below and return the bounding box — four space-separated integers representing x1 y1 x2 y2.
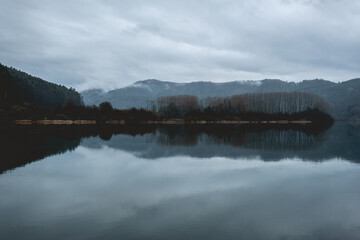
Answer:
0 123 360 239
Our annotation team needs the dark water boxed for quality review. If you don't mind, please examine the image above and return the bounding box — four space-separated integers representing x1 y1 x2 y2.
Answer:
0 123 360 239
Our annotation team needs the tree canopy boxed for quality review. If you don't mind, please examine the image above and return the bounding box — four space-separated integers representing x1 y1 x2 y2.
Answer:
0 63 83 108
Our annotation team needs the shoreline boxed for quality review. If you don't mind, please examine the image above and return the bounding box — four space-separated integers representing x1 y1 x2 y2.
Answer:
13 119 312 125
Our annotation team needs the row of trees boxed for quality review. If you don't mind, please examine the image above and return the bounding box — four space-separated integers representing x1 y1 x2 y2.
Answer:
156 92 330 118
0 101 158 124
156 95 199 118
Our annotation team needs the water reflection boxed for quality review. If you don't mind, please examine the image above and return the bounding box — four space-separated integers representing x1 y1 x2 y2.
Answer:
0 149 359 239
84 123 360 162
156 125 325 150
1 123 360 174
0 125 157 174
1 124 360 239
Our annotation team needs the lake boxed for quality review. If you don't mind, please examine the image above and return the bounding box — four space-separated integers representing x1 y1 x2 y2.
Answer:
0 123 360 239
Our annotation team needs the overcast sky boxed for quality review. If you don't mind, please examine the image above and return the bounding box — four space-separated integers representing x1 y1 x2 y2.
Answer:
0 0 359 90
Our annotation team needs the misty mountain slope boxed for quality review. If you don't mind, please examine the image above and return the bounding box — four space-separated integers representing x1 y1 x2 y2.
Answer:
81 89 105 106
81 78 360 119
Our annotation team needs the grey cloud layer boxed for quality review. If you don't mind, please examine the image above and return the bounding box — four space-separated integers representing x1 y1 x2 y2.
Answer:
0 0 359 90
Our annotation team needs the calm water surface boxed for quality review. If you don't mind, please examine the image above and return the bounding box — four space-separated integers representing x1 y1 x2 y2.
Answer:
0 123 360 239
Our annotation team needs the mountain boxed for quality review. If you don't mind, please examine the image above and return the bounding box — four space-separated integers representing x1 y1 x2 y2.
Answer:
0 63 82 108
81 78 360 120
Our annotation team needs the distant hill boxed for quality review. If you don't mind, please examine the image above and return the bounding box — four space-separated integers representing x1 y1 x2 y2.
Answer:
81 78 360 120
0 63 82 108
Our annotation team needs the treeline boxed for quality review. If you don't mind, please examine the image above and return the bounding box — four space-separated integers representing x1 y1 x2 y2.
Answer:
157 95 199 118
0 63 83 108
1 93 333 125
0 101 158 124
155 93 333 124
156 92 330 118
201 92 329 114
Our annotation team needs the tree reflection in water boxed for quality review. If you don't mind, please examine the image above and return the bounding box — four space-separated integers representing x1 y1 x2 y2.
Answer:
1 123 359 174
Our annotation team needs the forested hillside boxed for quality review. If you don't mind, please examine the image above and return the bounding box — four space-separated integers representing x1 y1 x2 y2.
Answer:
0 63 82 108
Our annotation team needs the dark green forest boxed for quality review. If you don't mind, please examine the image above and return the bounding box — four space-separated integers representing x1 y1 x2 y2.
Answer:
0 63 82 108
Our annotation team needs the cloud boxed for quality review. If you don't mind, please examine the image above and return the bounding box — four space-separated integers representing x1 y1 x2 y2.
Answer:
0 0 359 90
